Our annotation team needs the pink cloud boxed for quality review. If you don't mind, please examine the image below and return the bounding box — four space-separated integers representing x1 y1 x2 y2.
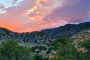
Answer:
0 0 36 30
0 0 90 32
43 0 90 23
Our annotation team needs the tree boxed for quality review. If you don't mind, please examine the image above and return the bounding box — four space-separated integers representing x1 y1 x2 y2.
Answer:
50 36 90 60
20 45 31 60
55 35 69 45
79 40 90 60
53 35 70 50
0 39 22 60
46 47 53 54
33 54 43 60
79 40 90 51
50 35 79 60
0 39 31 60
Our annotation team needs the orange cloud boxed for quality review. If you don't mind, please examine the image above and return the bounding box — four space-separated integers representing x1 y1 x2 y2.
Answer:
0 0 90 32
0 22 17 30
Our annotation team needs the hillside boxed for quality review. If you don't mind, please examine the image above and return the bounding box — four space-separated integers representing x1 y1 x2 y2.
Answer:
71 33 90 51
0 22 90 39
0 27 51 43
41 22 90 37
0 27 50 38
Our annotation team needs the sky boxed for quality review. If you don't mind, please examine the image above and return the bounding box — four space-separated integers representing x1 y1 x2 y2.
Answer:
0 0 90 32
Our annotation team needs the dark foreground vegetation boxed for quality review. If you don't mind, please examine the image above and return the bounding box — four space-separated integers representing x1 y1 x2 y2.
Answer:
0 35 90 60
0 39 48 60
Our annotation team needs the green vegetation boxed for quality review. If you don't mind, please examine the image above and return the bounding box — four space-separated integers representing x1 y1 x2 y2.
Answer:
79 40 90 60
79 40 90 51
0 36 90 60
31 46 47 53
46 47 53 54
0 39 30 60
50 35 90 60
33 54 49 60
0 39 48 60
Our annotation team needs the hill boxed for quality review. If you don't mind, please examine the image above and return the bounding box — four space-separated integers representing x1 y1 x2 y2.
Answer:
41 22 90 37
0 22 90 42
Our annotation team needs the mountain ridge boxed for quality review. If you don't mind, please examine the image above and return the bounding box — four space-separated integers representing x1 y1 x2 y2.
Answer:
0 22 90 39
41 22 90 37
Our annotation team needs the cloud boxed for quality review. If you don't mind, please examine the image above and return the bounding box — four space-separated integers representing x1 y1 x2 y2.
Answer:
0 4 5 9
43 0 90 23
13 0 18 3
0 0 36 30
0 0 90 32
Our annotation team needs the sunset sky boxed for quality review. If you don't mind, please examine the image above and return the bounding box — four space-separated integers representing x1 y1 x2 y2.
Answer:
0 0 90 32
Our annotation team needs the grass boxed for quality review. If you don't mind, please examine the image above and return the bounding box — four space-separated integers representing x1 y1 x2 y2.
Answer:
0 39 55 57
19 42 55 57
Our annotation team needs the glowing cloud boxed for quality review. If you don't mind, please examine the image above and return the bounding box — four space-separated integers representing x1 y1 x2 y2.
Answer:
0 0 90 32
0 10 7 13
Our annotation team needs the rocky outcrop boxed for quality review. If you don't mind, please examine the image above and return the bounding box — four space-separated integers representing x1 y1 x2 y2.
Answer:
71 33 90 51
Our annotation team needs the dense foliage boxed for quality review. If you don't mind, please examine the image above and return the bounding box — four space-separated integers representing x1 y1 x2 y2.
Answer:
50 35 90 60
0 39 48 60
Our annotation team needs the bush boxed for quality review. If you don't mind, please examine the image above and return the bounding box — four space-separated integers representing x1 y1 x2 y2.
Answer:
46 47 53 54
33 54 43 60
31 46 47 53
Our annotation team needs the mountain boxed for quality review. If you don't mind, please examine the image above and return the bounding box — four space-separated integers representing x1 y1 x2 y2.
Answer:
0 27 52 43
0 22 90 39
41 22 90 37
0 27 51 38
